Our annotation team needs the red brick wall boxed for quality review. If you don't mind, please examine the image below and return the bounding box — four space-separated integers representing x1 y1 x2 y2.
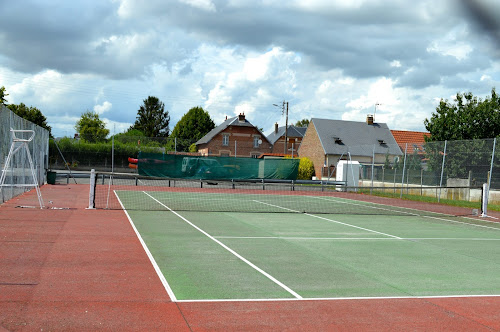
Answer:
272 137 302 157
198 125 272 157
297 122 325 179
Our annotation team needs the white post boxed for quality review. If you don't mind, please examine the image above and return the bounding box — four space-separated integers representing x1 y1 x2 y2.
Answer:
88 169 96 209
481 183 489 217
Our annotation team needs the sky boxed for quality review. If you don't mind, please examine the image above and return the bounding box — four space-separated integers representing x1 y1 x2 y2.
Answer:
1 0 499 138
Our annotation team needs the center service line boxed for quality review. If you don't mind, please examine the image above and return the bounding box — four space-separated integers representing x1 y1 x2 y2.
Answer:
144 191 303 300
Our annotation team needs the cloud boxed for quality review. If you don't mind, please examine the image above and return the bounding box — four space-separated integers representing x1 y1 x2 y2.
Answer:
93 101 112 115
1 0 500 138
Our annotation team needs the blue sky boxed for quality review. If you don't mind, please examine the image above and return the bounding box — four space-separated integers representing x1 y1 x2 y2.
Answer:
1 0 499 137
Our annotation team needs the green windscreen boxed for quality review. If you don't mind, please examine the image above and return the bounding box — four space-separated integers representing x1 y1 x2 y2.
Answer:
137 152 300 180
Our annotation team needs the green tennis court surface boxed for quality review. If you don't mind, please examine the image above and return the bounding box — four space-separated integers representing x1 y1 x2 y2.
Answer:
116 190 500 301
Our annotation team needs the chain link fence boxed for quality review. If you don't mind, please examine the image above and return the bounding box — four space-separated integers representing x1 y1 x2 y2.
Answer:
0 105 49 203
348 138 499 204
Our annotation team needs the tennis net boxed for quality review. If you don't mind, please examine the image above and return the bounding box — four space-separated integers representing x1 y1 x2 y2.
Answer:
88 171 488 217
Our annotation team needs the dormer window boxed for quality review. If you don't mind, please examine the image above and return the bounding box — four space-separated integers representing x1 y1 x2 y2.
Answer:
378 139 386 145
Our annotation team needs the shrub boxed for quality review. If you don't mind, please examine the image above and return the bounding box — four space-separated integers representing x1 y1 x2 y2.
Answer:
298 157 315 180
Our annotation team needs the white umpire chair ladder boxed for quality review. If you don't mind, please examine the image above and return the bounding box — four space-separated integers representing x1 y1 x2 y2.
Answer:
0 129 44 208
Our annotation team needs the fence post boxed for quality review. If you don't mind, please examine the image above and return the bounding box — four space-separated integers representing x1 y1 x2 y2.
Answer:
488 138 496 191
400 143 408 198
370 144 375 194
438 140 447 203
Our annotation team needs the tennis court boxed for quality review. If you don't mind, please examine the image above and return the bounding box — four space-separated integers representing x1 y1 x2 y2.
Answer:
115 189 500 302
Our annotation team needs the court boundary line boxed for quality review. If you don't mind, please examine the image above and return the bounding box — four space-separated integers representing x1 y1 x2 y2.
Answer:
314 196 500 231
215 236 500 241
175 294 500 303
143 191 303 300
114 190 178 301
254 200 402 239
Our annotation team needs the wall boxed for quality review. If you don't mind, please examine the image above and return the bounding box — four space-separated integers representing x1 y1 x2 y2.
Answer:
297 121 325 179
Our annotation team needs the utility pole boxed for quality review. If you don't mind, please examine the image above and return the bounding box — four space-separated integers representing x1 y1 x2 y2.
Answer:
273 101 289 155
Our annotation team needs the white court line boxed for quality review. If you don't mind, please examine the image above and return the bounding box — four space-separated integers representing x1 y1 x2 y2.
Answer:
114 190 177 302
144 191 302 300
175 293 500 303
314 196 500 231
254 200 402 239
215 236 500 241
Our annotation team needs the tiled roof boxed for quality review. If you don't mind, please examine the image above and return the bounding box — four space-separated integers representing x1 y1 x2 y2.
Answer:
390 130 430 154
267 125 307 144
196 116 271 145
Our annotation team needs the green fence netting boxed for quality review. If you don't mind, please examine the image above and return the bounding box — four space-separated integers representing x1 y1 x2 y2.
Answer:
138 152 300 180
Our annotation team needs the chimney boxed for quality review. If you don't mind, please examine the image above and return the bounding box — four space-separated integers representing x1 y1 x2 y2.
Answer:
238 113 245 122
225 115 227 121
275 123 278 134
366 114 374 125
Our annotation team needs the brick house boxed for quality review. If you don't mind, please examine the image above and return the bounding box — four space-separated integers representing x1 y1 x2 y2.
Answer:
196 114 273 158
267 123 307 157
298 117 402 179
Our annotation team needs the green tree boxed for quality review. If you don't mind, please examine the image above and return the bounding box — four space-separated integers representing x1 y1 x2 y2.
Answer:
130 96 170 137
75 111 109 143
0 86 8 105
169 106 215 152
295 119 310 127
8 103 52 136
424 88 500 140
423 89 500 179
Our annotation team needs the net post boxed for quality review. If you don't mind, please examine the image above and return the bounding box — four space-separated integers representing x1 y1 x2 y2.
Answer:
481 183 489 217
87 169 96 209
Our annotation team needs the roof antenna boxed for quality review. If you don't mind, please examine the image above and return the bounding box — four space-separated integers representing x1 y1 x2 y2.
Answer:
374 103 381 121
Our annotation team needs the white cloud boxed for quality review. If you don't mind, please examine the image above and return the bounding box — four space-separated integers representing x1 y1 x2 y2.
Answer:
427 25 473 61
179 0 216 12
93 101 112 114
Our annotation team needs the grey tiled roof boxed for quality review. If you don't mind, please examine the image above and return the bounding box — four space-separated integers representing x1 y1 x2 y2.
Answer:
267 125 307 145
196 116 269 145
310 118 402 157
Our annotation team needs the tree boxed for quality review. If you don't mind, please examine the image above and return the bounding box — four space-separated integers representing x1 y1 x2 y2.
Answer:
424 88 500 140
423 89 500 180
8 103 52 136
130 96 170 137
169 106 215 152
75 111 109 143
0 86 8 105
295 119 310 127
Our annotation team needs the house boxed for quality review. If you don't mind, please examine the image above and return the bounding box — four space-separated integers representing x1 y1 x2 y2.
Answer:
390 130 430 155
196 113 273 158
267 123 307 157
298 116 402 179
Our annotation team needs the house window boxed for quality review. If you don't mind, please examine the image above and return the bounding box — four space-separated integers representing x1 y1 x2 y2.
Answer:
220 151 230 157
251 153 260 158
253 135 260 148
222 134 229 146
